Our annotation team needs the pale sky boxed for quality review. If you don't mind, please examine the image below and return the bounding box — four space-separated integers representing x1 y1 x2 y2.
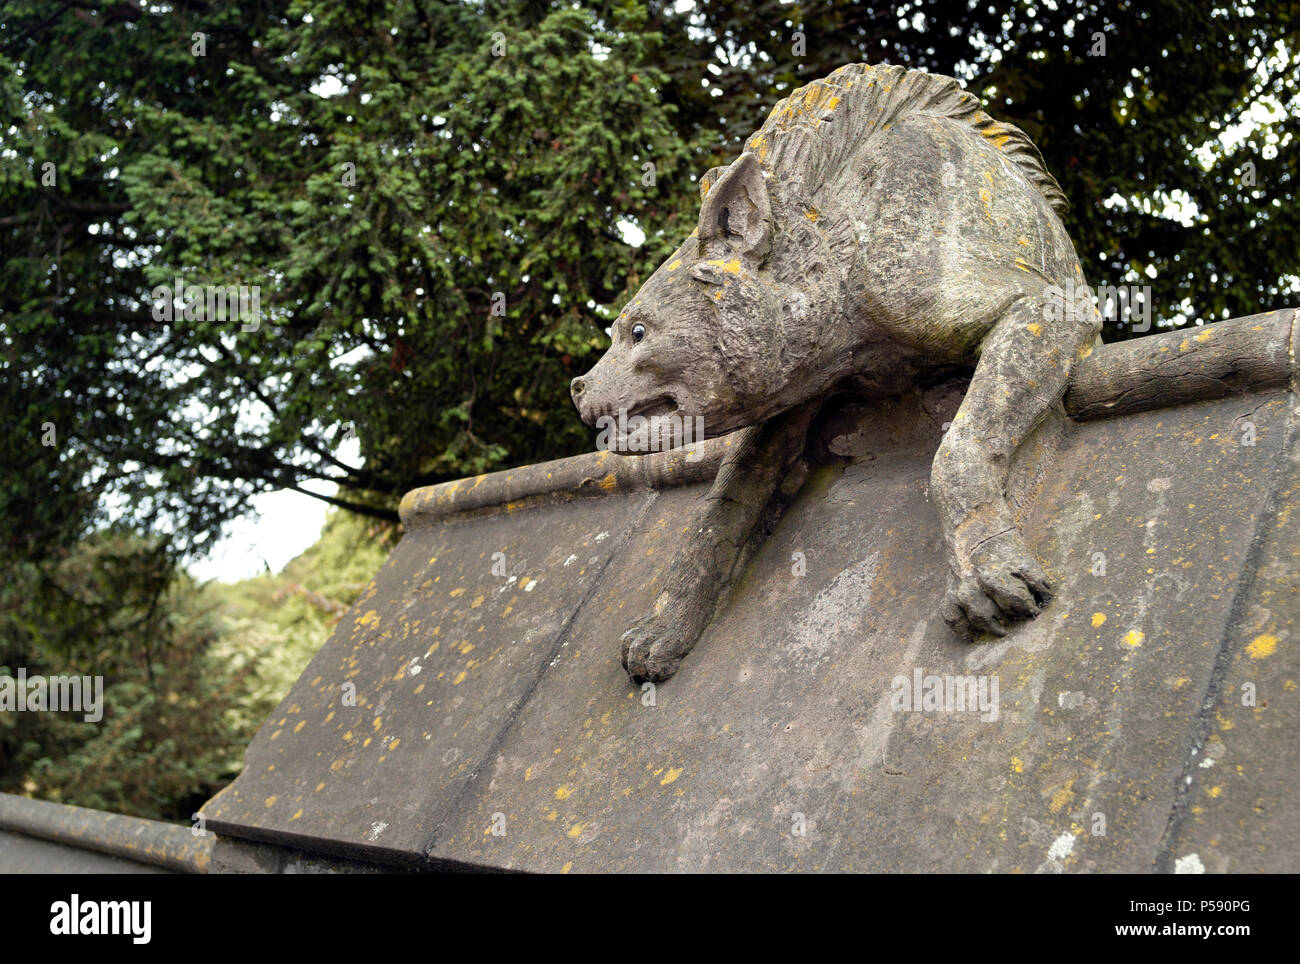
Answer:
186 436 359 583
186 486 332 583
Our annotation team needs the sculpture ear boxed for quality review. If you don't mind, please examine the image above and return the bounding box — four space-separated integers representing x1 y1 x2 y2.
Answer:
697 152 773 263
698 166 728 202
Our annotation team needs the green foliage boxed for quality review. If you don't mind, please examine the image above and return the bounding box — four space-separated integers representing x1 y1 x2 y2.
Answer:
0 510 394 820
2 0 691 559
0 534 258 820
202 508 397 721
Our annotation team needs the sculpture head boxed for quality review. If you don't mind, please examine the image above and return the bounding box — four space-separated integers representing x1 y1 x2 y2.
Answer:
571 152 845 452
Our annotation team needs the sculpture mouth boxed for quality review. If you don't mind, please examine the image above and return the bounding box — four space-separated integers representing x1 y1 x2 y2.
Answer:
627 395 679 421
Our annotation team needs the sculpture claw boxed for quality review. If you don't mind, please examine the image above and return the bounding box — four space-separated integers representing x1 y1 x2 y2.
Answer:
942 530 1052 641
621 611 695 683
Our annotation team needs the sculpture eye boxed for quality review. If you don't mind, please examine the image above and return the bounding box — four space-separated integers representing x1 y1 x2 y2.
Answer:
631 323 646 343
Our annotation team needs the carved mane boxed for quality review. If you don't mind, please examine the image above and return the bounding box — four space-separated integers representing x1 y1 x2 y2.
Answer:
739 62 1068 217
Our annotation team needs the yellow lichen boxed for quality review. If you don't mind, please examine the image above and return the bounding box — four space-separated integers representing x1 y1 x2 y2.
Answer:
1246 634 1278 659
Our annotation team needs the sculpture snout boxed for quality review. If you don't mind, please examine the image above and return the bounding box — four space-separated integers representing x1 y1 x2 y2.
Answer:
570 374 600 427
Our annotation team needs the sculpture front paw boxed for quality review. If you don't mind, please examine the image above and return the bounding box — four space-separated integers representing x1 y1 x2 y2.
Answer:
620 610 700 683
941 530 1053 640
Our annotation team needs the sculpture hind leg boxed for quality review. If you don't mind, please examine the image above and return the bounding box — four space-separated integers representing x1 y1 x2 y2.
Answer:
930 294 1100 638
622 401 818 682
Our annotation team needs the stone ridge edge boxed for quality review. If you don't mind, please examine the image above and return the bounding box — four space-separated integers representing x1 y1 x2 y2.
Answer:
399 435 735 528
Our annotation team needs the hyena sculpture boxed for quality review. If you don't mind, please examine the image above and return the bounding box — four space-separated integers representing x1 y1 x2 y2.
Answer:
571 63 1100 682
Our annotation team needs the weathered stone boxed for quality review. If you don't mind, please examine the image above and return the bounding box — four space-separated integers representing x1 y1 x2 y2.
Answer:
430 391 1294 872
207 835 397 874
0 830 174 874
1066 308 1297 420
0 794 210 873
202 339 1299 870
1157 362 1300 873
572 63 1103 679
202 484 656 864
195 61 1300 872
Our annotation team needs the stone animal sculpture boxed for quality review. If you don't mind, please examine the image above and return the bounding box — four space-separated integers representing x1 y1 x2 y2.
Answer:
571 63 1100 682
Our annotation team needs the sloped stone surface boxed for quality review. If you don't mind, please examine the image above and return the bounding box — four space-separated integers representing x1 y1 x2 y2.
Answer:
205 380 1299 872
